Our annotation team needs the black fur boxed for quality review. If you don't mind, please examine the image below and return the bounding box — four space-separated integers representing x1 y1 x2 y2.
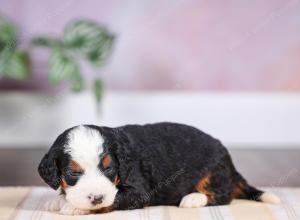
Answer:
38 127 75 190
39 122 264 211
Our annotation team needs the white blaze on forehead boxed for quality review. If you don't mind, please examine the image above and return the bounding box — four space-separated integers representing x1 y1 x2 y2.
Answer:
65 125 104 168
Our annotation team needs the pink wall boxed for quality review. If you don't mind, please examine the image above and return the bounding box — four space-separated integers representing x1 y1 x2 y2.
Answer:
1 0 300 91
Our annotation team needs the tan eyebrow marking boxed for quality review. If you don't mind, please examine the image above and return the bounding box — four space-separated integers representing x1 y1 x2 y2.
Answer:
61 178 68 189
102 154 112 169
70 160 84 173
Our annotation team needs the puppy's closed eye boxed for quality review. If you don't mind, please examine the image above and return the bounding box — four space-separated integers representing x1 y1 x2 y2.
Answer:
63 160 84 186
100 154 117 180
66 170 83 177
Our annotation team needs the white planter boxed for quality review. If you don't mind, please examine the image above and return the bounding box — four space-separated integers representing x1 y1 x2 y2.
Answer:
0 91 300 148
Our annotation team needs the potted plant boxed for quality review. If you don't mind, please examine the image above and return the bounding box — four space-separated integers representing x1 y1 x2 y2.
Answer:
0 14 115 147
0 14 115 103
31 19 115 103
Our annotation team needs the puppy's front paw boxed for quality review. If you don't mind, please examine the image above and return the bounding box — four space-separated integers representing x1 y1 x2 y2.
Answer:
179 193 208 208
59 203 90 215
44 196 67 212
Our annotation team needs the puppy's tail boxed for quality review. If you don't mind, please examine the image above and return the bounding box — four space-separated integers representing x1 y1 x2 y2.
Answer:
233 171 281 204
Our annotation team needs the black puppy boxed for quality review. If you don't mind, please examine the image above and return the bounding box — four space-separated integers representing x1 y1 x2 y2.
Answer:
39 122 280 215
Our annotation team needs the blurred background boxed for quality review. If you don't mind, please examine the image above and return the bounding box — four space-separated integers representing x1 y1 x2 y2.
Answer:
0 0 299 187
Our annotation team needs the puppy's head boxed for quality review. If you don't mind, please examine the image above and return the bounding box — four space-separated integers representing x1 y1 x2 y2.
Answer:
38 125 120 210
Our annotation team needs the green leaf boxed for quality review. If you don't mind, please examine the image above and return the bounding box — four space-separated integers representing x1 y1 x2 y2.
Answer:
70 71 84 92
63 20 100 52
3 51 31 80
0 46 13 76
0 16 29 80
63 20 115 65
87 33 114 66
93 79 103 103
48 49 79 84
31 37 63 48
48 49 84 92
0 16 17 49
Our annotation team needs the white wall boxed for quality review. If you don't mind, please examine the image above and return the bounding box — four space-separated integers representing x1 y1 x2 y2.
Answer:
0 92 300 148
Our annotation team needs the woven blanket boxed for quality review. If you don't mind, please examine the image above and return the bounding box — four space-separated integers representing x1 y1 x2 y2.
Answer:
1 187 299 220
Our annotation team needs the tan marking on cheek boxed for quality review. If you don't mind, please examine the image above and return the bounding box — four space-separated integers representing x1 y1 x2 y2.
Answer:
196 174 215 203
114 175 120 185
102 154 112 169
61 178 68 189
70 160 83 173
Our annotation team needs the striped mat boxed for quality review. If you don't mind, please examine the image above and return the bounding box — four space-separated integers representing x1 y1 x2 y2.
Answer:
0 187 299 220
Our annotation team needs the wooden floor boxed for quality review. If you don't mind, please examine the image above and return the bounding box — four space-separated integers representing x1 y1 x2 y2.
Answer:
0 148 299 187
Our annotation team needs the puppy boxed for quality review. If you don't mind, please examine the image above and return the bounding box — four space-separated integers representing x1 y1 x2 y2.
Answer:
38 122 280 215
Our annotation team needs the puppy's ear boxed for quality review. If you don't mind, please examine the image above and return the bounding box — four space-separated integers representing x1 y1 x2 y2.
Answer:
38 150 61 190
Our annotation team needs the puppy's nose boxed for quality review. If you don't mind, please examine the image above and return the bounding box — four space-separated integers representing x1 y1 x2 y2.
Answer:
88 194 104 205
